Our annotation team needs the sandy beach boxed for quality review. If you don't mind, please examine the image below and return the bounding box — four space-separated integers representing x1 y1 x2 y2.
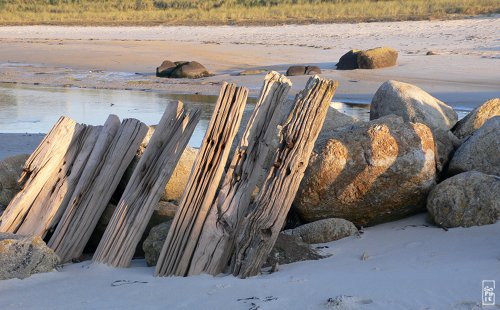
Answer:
1 16 500 310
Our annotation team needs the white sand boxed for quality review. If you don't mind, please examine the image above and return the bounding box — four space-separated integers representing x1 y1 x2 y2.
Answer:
1 214 499 309
0 17 499 309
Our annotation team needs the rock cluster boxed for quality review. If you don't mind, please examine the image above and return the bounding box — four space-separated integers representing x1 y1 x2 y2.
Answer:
286 65 322 76
156 60 210 79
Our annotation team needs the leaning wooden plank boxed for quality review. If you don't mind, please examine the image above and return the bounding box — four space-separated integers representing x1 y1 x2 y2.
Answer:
0 117 84 233
93 101 201 267
15 125 102 237
188 71 292 276
48 115 149 263
231 76 338 278
18 116 77 186
156 83 248 277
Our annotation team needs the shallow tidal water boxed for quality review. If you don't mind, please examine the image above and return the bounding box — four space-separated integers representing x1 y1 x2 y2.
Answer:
0 83 469 147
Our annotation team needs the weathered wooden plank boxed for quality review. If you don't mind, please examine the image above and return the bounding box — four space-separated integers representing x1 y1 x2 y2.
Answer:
93 101 200 267
188 71 292 276
155 83 248 277
0 117 84 234
48 116 148 263
230 76 338 278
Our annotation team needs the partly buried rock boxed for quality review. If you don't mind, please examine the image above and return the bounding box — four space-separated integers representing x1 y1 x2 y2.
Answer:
283 218 358 244
357 47 398 69
239 69 267 76
163 147 198 202
156 60 177 77
448 117 500 176
143 220 172 266
286 65 322 76
427 171 500 228
265 234 325 268
294 115 437 226
337 47 398 70
156 60 210 79
0 233 59 280
0 154 29 210
143 223 324 267
453 98 500 139
370 80 458 131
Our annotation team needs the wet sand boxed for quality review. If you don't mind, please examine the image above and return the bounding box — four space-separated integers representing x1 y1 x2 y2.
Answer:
0 16 498 107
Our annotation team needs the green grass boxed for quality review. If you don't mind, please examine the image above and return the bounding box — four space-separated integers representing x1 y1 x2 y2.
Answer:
0 0 498 25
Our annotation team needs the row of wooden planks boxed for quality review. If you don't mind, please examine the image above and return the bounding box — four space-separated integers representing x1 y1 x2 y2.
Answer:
0 72 337 278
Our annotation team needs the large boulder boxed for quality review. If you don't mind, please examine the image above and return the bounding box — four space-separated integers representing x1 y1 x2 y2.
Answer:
0 154 29 210
163 147 198 202
143 220 172 266
170 61 210 79
0 233 59 280
286 65 322 76
370 80 458 131
453 98 500 139
357 47 398 69
448 117 500 176
427 171 500 228
294 116 437 226
283 218 358 244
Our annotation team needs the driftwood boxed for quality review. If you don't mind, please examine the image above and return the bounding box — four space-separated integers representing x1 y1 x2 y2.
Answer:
230 76 338 278
156 83 248 277
0 116 89 235
93 101 201 267
48 116 148 263
187 71 293 276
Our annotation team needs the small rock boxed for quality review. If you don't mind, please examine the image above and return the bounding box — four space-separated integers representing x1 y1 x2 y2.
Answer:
426 51 439 56
448 116 500 176
427 171 500 228
452 98 500 139
286 66 306 76
0 233 60 280
370 80 458 131
286 65 322 76
265 234 324 267
283 218 358 244
156 60 210 79
143 220 172 266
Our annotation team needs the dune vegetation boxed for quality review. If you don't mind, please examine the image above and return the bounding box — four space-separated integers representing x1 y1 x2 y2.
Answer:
0 0 498 25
